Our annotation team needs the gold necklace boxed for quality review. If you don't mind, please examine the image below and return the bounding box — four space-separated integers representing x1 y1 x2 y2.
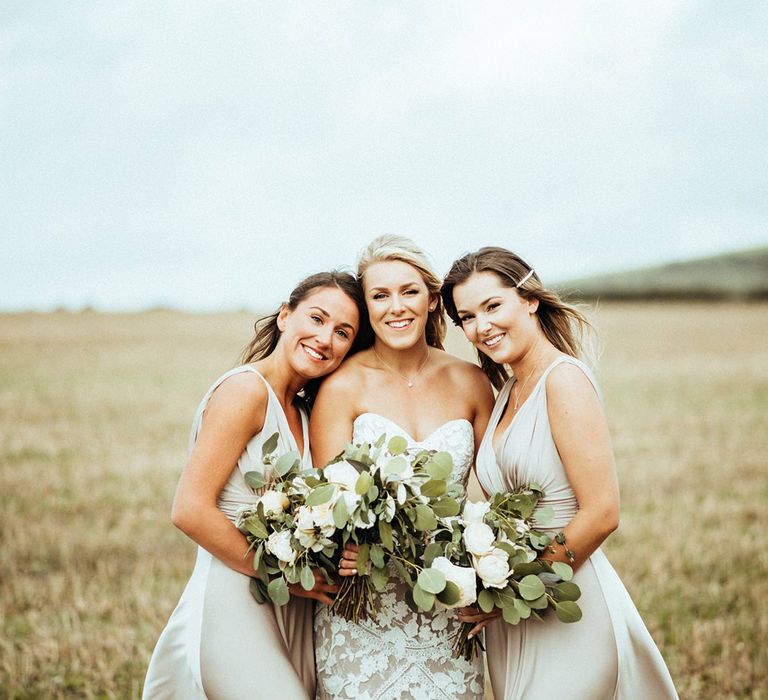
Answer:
512 355 546 412
373 347 431 388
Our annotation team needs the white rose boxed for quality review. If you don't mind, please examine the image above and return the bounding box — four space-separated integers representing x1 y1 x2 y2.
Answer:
311 501 337 535
463 522 496 556
324 460 361 492
462 501 491 525
295 505 315 532
430 557 477 608
258 490 290 517
474 549 512 589
266 530 297 565
341 490 362 514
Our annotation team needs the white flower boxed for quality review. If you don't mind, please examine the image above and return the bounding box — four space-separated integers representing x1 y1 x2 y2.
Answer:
353 508 376 529
324 460 361 492
462 501 491 525
311 500 337 535
340 490 362 514
430 557 477 608
382 495 396 522
474 548 512 589
463 522 496 556
288 476 312 497
258 490 290 517
266 530 297 565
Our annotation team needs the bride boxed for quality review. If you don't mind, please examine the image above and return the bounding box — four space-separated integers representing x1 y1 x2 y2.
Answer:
311 235 494 699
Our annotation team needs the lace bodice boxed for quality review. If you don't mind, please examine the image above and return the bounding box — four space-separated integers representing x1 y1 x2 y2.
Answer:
314 413 483 700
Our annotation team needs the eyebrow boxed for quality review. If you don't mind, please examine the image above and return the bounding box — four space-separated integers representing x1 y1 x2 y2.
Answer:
309 306 356 330
367 283 420 293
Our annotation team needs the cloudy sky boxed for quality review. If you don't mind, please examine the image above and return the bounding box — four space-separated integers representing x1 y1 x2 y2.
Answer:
2 1 766 311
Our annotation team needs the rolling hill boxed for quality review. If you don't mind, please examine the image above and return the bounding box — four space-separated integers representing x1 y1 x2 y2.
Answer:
558 246 768 301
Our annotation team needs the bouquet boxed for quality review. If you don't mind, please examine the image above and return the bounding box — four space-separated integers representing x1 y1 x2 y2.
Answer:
236 433 339 606
407 486 583 661
311 433 463 623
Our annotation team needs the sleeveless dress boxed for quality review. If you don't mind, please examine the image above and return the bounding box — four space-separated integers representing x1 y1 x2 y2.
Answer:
142 366 316 699
314 413 485 700
477 356 678 700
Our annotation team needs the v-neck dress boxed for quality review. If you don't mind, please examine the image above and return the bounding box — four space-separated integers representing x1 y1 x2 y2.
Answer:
142 366 316 699
477 356 678 700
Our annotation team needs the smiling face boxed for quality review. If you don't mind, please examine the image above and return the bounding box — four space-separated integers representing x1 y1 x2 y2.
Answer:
362 260 436 350
451 271 540 365
277 286 360 379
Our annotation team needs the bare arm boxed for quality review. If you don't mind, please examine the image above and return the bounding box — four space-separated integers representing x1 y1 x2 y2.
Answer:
171 373 267 577
542 363 620 569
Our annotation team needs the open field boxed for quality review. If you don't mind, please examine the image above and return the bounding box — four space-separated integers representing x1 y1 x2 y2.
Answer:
1 304 767 699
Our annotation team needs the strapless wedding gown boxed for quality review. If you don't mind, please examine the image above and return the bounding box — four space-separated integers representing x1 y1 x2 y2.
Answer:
314 413 484 700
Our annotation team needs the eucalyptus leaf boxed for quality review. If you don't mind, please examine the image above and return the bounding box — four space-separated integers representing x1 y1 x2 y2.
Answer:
555 601 583 623
370 544 385 569
414 504 437 532
306 483 336 506
267 577 290 606
436 581 461 606
391 556 413 586
420 479 447 499
244 517 268 540
552 581 581 602
432 497 461 518
388 435 408 455
423 542 445 567
355 471 373 495
528 594 549 610
417 568 447 594
284 565 300 584
261 432 279 458
425 458 453 481
518 574 546 601
378 520 394 551
249 577 268 604
431 451 453 474
367 484 379 501
384 455 408 475
502 604 521 625
513 598 532 619
333 496 348 528
244 470 268 489
371 565 390 592
356 543 370 576
274 452 300 477
412 583 436 611
551 561 573 581
300 565 315 591
404 588 420 614
478 589 495 613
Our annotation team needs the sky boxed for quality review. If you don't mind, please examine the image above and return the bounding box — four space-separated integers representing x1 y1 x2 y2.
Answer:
2 1 767 312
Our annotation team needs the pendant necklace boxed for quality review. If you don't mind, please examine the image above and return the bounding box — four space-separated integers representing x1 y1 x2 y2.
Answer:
512 355 546 412
374 347 431 388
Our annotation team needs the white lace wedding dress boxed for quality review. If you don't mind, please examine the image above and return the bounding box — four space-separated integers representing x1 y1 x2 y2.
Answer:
314 412 484 700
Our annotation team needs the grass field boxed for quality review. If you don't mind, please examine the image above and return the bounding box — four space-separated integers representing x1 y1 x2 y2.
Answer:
1 303 766 699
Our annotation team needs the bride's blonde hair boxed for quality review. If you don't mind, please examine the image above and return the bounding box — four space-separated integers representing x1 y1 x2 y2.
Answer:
357 235 446 350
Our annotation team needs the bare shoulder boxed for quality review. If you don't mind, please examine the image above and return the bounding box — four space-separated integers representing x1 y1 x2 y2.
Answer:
315 352 370 400
203 369 269 429
434 350 491 390
545 360 600 407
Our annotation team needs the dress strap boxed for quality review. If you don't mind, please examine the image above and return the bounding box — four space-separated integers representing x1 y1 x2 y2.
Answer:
539 356 603 404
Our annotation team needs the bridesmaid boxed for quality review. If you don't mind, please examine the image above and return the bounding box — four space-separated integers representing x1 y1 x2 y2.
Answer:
311 235 494 699
142 271 370 699
441 247 679 700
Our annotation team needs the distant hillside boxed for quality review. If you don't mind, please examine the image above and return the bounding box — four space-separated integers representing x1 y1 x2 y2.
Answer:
558 246 768 301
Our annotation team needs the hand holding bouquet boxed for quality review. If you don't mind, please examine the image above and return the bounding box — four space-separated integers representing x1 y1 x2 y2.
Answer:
408 486 583 661
312 433 463 623
236 433 340 606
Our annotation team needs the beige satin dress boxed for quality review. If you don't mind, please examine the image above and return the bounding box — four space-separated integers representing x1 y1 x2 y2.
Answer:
477 356 678 700
142 366 315 699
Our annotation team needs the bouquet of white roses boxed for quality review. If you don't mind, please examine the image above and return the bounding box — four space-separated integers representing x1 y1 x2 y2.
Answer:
236 433 340 606
310 434 463 623
407 486 583 661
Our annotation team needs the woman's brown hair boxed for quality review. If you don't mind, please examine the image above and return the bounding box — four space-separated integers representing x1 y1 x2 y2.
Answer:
241 271 372 405
441 247 592 389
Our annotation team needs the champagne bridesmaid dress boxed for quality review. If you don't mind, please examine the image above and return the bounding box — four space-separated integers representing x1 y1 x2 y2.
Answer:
142 366 315 699
477 356 678 700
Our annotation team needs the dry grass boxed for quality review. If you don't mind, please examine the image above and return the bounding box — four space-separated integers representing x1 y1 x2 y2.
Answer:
1 304 766 699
